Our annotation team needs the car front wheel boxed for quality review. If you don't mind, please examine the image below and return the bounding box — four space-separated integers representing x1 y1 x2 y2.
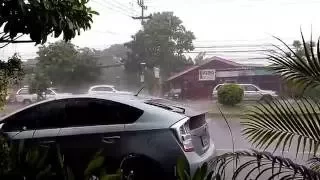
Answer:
120 155 164 180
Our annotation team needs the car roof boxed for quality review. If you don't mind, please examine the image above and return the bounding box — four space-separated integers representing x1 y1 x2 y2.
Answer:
90 85 115 88
0 94 187 128
215 83 257 87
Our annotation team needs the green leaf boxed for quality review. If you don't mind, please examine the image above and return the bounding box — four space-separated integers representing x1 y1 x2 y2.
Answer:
269 33 320 89
177 157 189 180
211 150 320 179
192 168 201 180
100 174 121 180
35 165 52 180
84 155 105 176
66 166 75 180
242 98 320 155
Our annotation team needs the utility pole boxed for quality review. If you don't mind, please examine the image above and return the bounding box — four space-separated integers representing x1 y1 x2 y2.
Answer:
132 0 151 25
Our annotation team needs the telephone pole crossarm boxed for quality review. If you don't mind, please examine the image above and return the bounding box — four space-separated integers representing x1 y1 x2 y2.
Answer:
132 0 151 24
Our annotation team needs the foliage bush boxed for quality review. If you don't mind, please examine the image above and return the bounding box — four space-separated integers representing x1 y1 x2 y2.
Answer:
217 84 244 106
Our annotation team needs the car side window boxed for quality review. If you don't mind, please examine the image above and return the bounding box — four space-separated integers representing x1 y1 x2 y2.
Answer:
246 85 258 91
92 87 113 92
36 100 67 129
2 100 68 131
63 98 143 127
2 106 38 131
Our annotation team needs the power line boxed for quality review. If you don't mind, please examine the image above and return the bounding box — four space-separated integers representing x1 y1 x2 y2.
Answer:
91 30 132 36
92 0 133 17
187 49 274 53
102 0 137 16
112 0 140 14
194 44 294 49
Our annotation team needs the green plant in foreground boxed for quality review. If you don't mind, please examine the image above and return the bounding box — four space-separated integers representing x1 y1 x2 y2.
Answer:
176 157 212 180
217 84 244 106
208 31 320 179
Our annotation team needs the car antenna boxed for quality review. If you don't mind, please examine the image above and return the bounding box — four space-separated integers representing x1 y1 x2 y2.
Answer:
134 86 144 96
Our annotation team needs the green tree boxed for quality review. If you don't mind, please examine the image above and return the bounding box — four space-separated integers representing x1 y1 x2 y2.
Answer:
102 44 128 60
124 12 195 80
0 0 97 108
0 0 98 48
217 84 243 106
284 40 317 97
31 41 101 93
208 33 320 179
0 54 23 107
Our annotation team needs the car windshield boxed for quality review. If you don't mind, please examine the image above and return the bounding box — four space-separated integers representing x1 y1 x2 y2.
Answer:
1 1 319 179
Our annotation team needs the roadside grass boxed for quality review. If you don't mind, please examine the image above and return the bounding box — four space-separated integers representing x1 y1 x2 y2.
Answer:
0 104 24 117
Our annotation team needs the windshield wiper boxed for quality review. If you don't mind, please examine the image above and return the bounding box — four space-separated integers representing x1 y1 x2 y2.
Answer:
145 101 185 114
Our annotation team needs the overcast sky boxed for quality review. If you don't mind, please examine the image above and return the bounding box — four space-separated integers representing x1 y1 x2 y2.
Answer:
1 0 320 63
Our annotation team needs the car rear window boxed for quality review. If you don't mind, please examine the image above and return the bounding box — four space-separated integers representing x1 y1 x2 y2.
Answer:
189 114 206 130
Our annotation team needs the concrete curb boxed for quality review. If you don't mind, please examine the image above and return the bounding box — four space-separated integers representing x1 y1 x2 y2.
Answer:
207 112 245 118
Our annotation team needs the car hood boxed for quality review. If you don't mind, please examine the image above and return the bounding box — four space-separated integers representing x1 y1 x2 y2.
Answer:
260 90 276 94
116 91 132 95
55 93 73 96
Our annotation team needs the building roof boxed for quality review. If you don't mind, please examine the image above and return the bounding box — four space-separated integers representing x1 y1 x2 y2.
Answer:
166 56 241 81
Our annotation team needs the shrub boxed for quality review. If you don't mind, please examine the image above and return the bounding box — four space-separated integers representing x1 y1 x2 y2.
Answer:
217 84 244 106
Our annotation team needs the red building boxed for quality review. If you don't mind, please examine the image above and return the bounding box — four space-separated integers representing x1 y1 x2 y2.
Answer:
164 56 282 99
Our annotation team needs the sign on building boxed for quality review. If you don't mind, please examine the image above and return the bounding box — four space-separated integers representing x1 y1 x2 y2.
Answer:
199 69 216 81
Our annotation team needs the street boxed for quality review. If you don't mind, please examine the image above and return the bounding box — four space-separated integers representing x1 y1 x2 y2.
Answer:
208 116 250 152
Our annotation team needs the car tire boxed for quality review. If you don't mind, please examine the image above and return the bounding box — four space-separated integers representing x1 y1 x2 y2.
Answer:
259 95 273 103
120 155 164 180
23 99 32 105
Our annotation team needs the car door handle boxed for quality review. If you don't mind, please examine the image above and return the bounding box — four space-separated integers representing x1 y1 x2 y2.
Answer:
102 136 120 144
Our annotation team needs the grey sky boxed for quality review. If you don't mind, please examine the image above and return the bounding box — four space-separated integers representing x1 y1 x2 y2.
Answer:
1 0 319 63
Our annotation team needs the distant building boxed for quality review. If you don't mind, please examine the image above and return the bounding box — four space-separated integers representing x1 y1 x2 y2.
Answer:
164 56 282 99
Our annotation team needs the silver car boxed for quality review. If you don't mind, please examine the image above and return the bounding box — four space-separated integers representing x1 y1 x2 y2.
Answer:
0 95 215 180
212 83 278 101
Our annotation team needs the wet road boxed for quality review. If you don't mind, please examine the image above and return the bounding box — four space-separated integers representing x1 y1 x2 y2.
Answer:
207 116 250 151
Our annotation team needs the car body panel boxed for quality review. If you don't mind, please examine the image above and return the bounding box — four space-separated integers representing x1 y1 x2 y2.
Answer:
0 95 215 179
15 88 37 103
88 85 132 95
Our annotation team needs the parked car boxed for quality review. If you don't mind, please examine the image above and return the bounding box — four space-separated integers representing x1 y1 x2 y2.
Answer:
212 83 278 101
15 87 71 104
43 88 72 100
88 85 132 95
164 88 182 100
0 95 215 179
14 87 37 104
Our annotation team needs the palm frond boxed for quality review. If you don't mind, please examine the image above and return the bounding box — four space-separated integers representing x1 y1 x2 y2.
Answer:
242 98 320 156
210 150 320 180
268 33 320 91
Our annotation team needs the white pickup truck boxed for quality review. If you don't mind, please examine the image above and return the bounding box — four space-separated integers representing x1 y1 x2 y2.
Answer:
15 88 71 104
